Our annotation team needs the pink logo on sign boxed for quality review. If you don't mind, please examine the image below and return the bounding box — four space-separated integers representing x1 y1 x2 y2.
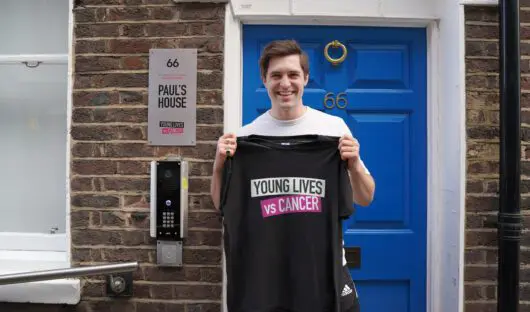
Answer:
260 195 321 218
161 127 184 135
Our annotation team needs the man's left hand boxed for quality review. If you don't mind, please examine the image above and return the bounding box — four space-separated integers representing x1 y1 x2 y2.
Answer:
339 134 363 172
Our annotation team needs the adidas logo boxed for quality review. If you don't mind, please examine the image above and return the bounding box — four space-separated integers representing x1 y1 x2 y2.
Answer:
341 284 353 297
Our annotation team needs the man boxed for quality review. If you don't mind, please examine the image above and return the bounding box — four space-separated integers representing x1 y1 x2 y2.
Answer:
210 40 375 311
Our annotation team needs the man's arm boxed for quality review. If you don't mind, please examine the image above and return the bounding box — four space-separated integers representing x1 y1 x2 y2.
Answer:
210 133 237 210
348 162 375 206
210 166 223 210
338 134 375 206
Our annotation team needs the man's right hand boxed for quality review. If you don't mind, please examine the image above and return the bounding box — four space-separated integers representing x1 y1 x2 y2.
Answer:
214 133 237 172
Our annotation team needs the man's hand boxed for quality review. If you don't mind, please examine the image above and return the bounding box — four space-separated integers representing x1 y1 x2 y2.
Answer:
338 134 375 206
338 134 363 172
214 133 237 173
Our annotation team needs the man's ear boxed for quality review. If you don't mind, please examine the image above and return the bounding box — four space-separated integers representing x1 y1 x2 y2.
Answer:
304 73 309 86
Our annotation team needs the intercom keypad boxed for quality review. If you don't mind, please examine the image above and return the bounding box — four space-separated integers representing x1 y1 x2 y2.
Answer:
163 211 175 228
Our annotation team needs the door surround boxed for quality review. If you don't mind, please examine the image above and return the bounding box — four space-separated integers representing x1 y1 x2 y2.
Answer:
222 1 468 312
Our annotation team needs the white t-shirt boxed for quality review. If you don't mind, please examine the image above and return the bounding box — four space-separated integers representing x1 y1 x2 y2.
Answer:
236 106 370 266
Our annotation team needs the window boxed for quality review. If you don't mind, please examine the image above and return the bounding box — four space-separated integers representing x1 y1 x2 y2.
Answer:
0 0 70 267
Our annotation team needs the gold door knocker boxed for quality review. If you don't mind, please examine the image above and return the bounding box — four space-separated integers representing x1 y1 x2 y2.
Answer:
324 40 347 66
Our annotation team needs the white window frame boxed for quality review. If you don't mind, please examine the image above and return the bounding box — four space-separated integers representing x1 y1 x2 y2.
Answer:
0 0 79 304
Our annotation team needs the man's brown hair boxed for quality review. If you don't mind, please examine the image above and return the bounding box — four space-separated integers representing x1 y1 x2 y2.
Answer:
259 39 309 80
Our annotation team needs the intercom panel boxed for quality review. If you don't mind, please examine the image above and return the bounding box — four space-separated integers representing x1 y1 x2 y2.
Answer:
150 158 189 267
157 161 181 240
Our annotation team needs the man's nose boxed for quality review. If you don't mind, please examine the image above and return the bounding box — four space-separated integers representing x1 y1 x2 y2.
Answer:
279 75 290 87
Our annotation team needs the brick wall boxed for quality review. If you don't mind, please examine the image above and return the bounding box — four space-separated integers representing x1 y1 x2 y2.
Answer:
0 1 225 311
465 5 528 312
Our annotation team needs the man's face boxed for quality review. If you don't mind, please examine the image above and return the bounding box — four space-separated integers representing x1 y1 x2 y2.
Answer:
263 54 308 111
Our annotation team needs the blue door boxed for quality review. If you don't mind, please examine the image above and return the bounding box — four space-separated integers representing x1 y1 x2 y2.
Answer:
242 25 427 312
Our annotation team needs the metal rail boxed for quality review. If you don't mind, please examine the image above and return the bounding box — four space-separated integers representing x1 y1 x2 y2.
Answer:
0 262 138 286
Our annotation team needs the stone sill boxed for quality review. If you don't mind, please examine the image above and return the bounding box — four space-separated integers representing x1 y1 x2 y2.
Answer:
0 251 81 305
0 279 81 305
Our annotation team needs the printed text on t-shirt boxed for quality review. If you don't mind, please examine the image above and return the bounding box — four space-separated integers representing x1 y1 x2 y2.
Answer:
250 177 325 218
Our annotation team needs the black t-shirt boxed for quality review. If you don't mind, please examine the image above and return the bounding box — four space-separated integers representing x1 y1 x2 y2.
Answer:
220 135 354 312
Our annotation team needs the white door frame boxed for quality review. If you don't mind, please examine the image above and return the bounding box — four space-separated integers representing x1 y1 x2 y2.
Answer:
222 1 468 311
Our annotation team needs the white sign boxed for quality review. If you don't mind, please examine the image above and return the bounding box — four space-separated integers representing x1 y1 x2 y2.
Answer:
148 49 197 146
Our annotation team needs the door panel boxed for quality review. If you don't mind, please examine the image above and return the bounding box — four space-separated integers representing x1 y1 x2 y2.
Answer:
242 25 427 312
347 43 410 89
350 113 410 227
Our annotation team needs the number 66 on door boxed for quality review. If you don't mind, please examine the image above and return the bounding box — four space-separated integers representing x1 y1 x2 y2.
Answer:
323 92 348 109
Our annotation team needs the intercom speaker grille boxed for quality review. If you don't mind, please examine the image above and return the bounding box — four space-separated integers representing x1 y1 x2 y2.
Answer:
157 163 181 193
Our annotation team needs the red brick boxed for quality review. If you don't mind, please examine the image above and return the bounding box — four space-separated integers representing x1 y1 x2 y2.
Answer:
189 161 215 176
72 159 117 175
466 58 499 74
102 177 150 192
122 56 147 70
198 90 223 106
119 90 146 105
74 73 148 89
123 195 150 208
71 177 99 192
466 196 498 213
464 6 498 22
189 194 216 211
100 247 151 262
117 161 150 175
464 303 496 312
76 39 107 54
465 265 497 281
141 266 222 283
197 107 224 124
100 211 128 227
71 125 146 141
466 230 498 247
465 24 499 39
106 7 149 21
71 194 120 208
70 210 91 228
178 3 224 20
75 23 119 38
146 22 187 36
184 248 222 265
73 91 119 107
137 302 184 312
75 56 120 72
120 23 146 37
149 6 178 20
73 142 155 158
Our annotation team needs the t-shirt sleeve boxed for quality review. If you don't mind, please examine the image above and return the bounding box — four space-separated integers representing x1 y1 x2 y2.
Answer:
339 161 355 219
